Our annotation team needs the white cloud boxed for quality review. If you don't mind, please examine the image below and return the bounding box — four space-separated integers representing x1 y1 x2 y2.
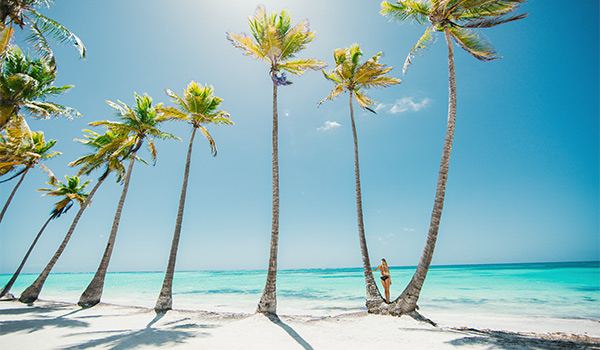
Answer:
403 228 416 232
375 103 388 113
317 120 341 131
389 97 431 114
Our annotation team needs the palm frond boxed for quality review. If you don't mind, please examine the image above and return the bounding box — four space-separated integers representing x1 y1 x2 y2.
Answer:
280 57 325 75
318 84 346 106
27 10 86 59
449 26 498 61
461 12 527 28
403 24 436 74
198 126 217 156
353 90 376 110
226 32 266 61
380 0 431 24
0 26 13 59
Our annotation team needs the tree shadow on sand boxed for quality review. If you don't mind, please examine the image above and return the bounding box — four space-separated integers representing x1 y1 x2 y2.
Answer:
61 312 220 350
0 303 71 316
0 314 89 335
265 314 314 350
447 328 600 350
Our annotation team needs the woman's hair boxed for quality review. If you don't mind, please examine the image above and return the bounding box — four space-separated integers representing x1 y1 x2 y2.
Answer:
381 258 390 275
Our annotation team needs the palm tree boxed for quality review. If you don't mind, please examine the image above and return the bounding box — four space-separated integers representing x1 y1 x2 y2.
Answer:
154 81 232 313
0 127 60 224
77 93 179 308
0 175 88 298
0 0 86 60
227 6 324 315
0 45 79 130
320 44 400 312
18 129 131 304
380 0 527 315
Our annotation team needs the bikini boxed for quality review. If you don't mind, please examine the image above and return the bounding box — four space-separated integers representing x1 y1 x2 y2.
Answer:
381 275 389 281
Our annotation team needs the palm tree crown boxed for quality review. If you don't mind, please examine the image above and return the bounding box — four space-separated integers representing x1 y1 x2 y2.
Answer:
38 175 89 219
227 6 325 81
0 127 59 180
381 0 527 73
89 93 180 164
161 81 233 155
69 129 134 183
0 45 79 129
320 44 401 112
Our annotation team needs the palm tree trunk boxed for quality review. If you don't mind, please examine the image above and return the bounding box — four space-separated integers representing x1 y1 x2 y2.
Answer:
19 168 110 304
0 164 30 224
257 80 279 314
390 29 457 316
78 148 139 308
155 128 196 313
349 92 384 312
0 215 53 298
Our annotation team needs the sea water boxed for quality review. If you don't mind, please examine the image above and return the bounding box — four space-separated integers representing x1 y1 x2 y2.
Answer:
1 262 598 318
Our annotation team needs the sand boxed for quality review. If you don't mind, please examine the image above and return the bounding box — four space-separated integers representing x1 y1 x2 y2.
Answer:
1 299 599 349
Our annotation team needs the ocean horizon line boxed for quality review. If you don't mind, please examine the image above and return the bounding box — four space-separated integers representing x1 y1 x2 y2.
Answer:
3 259 597 276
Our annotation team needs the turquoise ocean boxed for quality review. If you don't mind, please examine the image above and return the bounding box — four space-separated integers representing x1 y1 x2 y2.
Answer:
1 261 598 318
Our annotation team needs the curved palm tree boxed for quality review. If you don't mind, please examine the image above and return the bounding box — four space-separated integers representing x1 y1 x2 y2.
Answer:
0 0 86 60
0 45 79 130
0 128 59 223
227 6 324 314
320 44 400 313
380 0 527 315
77 93 179 308
1 175 88 298
18 129 131 304
154 81 232 313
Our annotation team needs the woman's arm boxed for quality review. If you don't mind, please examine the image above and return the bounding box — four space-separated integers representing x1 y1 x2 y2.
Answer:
372 265 381 272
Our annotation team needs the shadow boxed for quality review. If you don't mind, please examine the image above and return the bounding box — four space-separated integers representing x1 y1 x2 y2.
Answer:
62 312 220 350
0 304 69 316
266 314 314 350
447 328 600 350
59 308 87 319
62 327 200 350
0 317 89 335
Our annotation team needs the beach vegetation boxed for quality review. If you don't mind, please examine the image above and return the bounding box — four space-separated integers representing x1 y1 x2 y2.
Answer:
0 121 59 224
380 0 527 315
75 93 181 308
227 6 324 315
0 174 88 298
0 0 86 60
0 45 79 130
18 128 136 304
154 81 232 313
320 44 400 313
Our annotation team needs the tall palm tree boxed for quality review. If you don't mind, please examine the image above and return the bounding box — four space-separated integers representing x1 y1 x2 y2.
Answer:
0 128 59 223
320 44 400 312
380 0 527 315
77 93 179 308
154 81 232 313
0 45 79 130
18 129 131 304
1 175 88 298
227 6 324 315
0 0 86 60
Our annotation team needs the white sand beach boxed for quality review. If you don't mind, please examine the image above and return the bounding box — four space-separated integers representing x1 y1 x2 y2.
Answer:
1 299 598 349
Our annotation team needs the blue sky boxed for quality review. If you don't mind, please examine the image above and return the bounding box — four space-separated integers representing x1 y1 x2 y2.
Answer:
0 0 598 274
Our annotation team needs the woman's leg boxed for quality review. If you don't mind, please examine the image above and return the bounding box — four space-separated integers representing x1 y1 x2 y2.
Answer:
384 279 391 303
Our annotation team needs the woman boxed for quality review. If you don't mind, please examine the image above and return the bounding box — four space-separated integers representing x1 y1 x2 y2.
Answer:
373 258 391 303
